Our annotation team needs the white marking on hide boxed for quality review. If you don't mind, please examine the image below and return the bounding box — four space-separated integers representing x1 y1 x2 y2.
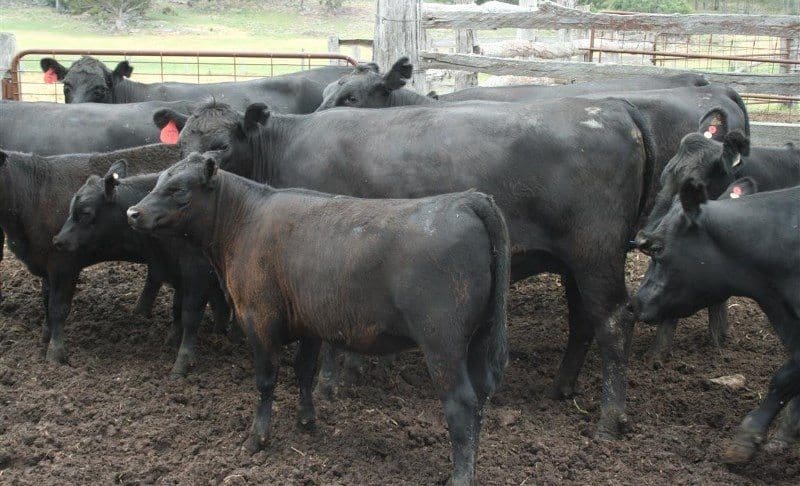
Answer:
585 107 601 115
580 119 603 129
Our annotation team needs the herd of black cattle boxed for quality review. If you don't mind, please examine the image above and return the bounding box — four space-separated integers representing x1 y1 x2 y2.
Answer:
0 54 798 484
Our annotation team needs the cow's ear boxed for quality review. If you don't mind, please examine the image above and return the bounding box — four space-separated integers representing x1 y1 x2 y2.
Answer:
242 103 270 133
153 109 188 131
102 161 125 201
679 178 708 225
112 61 133 79
40 58 68 81
698 108 728 141
383 57 412 91
721 177 757 200
203 156 219 186
719 130 750 173
0 150 6 167
427 90 439 100
106 159 128 180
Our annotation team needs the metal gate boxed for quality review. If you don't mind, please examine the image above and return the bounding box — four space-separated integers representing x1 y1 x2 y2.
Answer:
2 49 358 102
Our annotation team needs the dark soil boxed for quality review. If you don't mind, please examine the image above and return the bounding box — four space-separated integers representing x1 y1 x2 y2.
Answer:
0 250 797 485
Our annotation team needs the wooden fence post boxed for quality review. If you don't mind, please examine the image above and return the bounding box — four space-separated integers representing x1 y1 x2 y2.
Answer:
327 35 340 65
454 0 478 89
374 0 426 91
517 0 538 41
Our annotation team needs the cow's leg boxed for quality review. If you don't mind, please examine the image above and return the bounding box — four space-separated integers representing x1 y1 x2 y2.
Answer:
424 348 478 486
171 284 206 378
0 228 4 302
45 269 79 364
208 284 231 334
707 300 730 347
552 272 594 399
573 267 635 440
645 318 677 368
722 359 800 463
165 287 183 346
764 395 800 453
40 278 51 350
243 315 281 453
466 321 505 478
294 337 321 430
133 264 162 317
315 343 339 400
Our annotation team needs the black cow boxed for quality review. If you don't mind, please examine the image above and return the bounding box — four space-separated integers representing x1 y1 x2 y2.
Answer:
40 55 352 112
154 97 655 438
316 57 708 110
53 166 230 376
634 180 800 464
0 144 180 363
0 100 195 155
127 153 510 484
313 60 752 386
637 117 800 362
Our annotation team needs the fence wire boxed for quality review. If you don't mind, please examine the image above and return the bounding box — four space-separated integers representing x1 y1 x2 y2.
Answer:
8 51 355 103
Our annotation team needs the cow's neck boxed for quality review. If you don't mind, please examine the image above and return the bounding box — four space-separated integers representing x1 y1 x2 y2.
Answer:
112 79 150 103
253 116 293 184
203 172 275 276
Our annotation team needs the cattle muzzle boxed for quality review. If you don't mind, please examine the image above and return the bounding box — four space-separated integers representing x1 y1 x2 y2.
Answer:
51 233 77 253
126 206 154 232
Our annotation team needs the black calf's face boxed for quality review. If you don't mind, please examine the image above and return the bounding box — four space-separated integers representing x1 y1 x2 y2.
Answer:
53 161 128 252
316 57 412 110
128 154 215 237
154 103 258 178
40 56 132 103
636 180 719 322
637 129 749 251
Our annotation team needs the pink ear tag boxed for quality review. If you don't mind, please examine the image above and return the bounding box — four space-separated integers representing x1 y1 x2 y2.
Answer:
704 124 718 139
730 185 742 199
160 120 180 144
44 68 58 84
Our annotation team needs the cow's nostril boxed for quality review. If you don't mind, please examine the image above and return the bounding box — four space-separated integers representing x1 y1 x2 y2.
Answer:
127 208 140 220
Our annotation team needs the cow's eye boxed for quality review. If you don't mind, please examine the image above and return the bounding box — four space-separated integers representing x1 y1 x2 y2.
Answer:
209 143 230 152
345 95 358 104
77 211 93 223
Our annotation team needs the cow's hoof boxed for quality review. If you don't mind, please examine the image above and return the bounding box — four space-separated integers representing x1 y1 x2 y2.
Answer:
315 379 337 401
296 414 317 432
549 382 582 400
45 343 68 365
133 303 153 318
242 433 269 454
170 350 194 378
643 350 668 370
594 412 629 440
721 435 757 464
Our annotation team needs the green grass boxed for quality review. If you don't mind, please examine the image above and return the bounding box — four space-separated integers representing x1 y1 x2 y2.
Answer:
1 3 373 53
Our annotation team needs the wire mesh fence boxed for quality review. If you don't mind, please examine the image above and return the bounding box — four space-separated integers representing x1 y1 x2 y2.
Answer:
3 50 357 103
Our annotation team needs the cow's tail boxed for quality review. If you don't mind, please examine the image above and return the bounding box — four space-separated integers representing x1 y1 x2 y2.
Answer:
726 87 751 138
619 99 659 226
464 191 510 393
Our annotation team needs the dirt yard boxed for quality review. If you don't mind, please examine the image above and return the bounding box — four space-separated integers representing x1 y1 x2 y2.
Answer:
0 251 797 485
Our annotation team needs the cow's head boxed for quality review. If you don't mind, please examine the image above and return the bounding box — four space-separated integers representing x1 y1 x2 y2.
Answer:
316 57 413 110
634 177 756 323
127 152 218 240
636 108 750 252
53 160 129 252
153 101 268 179
40 56 132 103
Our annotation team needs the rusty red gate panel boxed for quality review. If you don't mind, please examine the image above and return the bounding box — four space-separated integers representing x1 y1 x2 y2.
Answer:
2 49 358 102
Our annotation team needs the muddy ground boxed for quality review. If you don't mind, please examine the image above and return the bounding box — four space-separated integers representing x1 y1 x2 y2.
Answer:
0 251 797 485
